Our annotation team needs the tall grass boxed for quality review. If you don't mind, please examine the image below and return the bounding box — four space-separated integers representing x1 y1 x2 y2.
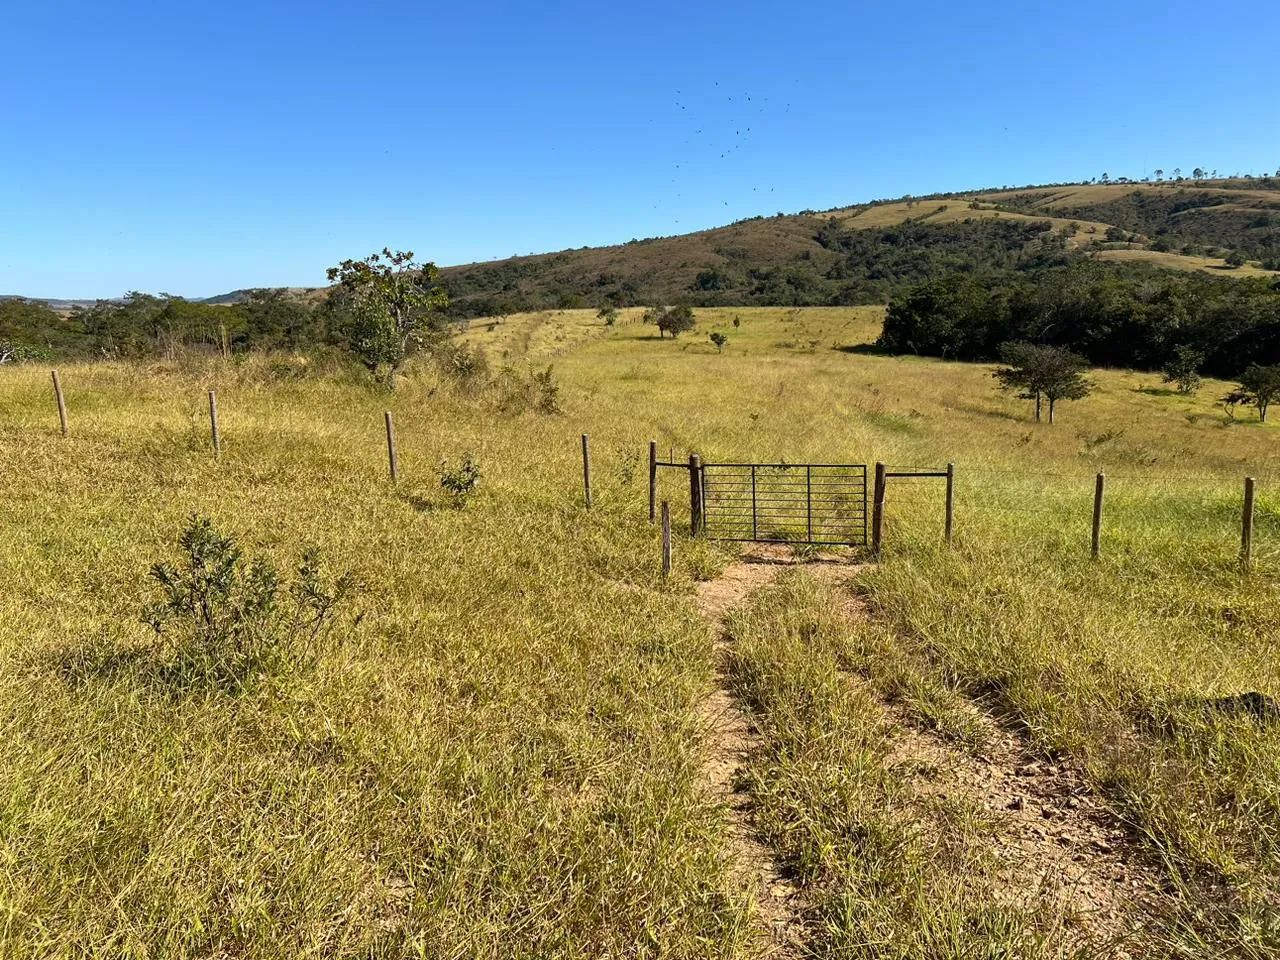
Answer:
3 307 1279 953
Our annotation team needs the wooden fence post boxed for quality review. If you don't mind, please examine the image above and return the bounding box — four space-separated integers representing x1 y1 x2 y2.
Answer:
384 411 398 484
648 440 657 523
689 454 703 534
944 462 955 547
661 501 672 577
51 370 68 437
219 323 230 359
1242 476 1255 572
872 461 886 555
208 390 221 460
581 434 593 508
1091 473 1105 559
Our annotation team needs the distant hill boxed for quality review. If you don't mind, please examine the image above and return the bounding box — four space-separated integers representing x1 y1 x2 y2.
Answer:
436 177 1280 316
10 177 1280 313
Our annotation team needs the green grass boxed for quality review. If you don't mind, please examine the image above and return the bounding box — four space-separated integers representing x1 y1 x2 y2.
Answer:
3 306 1280 954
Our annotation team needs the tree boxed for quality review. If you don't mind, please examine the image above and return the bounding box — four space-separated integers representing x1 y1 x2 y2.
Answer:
326 248 448 383
1225 250 1247 268
1193 167 1206 179
1162 346 1204 395
597 306 618 326
1154 169 1164 181
993 341 1093 423
647 305 695 339
1236 364 1280 421
709 332 728 353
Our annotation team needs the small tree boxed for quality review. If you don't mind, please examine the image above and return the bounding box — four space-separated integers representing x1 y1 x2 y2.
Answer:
649 305 695 339
709 332 728 353
1235 364 1280 422
1163 346 1204 395
994 341 1093 424
597 306 618 326
1225 250 1248 268
326 248 448 384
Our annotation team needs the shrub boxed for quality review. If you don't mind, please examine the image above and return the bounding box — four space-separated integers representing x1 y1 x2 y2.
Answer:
439 454 482 506
532 365 561 414
141 516 352 693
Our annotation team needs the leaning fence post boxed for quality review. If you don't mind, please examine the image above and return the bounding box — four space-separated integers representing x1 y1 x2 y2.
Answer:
872 462 886 555
661 500 672 577
51 370 68 437
1091 473 1106 559
689 454 703 534
384 411 398 484
648 440 658 523
208 390 221 460
944 462 955 547
581 434 593 508
1242 476 1255 571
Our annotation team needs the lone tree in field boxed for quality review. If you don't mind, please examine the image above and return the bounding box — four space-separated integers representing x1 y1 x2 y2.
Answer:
1225 250 1248 269
1228 364 1280 421
597 306 618 326
709 332 728 353
994 341 1093 424
647 305 695 339
327 248 448 384
1163 346 1204 395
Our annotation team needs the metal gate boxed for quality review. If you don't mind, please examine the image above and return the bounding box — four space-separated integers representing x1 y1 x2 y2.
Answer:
699 463 868 546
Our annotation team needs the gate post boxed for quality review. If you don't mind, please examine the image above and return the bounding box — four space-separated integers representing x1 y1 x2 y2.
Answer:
689 454 703 534
872 461 886 556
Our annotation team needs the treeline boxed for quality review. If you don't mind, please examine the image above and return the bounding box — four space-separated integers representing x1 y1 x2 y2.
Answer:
878 261 1280 377
1 290 325 361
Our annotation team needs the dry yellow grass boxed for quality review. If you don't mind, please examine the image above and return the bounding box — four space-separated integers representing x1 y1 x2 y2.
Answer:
3 306 1279 955
1095 247 1280 277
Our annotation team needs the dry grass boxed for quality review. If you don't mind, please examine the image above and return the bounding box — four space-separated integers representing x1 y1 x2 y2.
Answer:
3 305 1280 954
1095 247 1280 277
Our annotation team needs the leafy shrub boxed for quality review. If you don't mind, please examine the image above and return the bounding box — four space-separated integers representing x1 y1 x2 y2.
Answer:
439 454 482 506
532 365 561 414
141 516 352 693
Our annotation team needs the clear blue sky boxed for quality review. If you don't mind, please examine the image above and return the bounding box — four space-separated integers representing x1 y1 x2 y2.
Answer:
3 0 1278 299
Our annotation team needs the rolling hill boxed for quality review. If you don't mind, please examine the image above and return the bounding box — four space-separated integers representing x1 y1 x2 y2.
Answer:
435 177 1280 316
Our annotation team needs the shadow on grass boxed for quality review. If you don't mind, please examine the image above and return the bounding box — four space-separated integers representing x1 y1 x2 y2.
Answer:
833 343 886 355
1135 386 1182 397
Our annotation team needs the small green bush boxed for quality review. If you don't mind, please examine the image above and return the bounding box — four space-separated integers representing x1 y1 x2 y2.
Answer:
142 516 352 693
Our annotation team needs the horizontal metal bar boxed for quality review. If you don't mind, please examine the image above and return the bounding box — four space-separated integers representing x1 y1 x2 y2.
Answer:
707 536 867 546
884 472 949 478
703 463 867 470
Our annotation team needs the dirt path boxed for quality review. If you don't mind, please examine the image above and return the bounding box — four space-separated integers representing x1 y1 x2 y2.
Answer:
693 546 860 957
829 589 1169 954
694 549 1172 957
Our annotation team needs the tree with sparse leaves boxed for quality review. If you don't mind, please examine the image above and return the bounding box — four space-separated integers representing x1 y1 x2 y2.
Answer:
597 306 618 326
1163 346 1204 395
994 341 1093 423
709 332 727 353
326 249 448 384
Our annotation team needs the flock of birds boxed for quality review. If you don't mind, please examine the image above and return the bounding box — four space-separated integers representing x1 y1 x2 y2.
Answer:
649 81 795 226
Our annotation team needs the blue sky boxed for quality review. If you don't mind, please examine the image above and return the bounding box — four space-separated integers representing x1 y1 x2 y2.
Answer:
3 1 1278 298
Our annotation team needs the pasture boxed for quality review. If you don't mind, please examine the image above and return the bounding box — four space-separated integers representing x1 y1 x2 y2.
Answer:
1 306 1277 956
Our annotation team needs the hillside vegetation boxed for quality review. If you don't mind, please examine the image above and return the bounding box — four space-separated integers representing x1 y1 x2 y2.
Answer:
3 306 1279 955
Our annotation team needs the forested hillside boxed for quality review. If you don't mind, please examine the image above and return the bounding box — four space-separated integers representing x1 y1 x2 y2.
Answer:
5 177 1280 376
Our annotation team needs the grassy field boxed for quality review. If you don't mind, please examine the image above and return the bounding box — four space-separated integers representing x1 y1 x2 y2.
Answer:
2 307 1279 956
1095 247 1280 278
